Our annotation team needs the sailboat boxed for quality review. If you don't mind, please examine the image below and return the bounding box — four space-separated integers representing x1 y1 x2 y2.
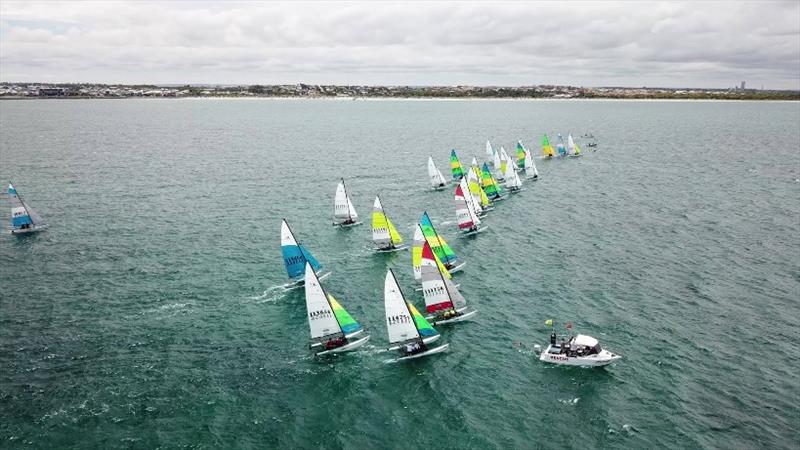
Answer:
556 133 567 157
281 219 330 287
450 149 465 180
492 146 503 172
542 134 555 158
485 140 495 164
333 179 362 227
504 157 524 193
467 169 492 213
420 211 466 273
304 263 370 356
384 269 449 361
480 162 506 202
497 146 511 181
372 196 406 252
412 223 454 285
427 156 448 190
455 178 486 235
524 148 539 180
420 240 478 325
568 134 582 158
515 141 528 170
8 183 47 234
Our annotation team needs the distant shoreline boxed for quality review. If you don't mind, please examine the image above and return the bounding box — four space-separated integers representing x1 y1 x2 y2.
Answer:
1 95 798 102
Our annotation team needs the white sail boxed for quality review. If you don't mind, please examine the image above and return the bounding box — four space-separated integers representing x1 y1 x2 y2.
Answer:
466 169 483 211
492 148 502 170
567 134 575 155
384 270 420 344
304 263 341 340
281 219 298 247
456 178 481 228
372 196 391 247
444 274 467 309
504 159 522 189
421 259 450 312
427 156 447 187
485 140 494 160
333 180 358 223
524 149 539 178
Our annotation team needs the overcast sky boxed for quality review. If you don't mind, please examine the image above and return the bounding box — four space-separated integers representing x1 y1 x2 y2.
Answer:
1 1 798 89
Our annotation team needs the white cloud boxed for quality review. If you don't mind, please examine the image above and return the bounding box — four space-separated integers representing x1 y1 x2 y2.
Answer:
0 1 798 88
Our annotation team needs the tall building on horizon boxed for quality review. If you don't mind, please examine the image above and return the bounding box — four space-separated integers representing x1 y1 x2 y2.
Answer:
741 81 746 90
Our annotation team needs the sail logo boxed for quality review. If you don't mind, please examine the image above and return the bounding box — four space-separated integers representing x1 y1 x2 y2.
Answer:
285 255 306 266
387 314 411 325
309 310 332 320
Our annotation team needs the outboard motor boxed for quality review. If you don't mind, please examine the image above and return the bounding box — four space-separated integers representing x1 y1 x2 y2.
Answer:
533 344 542 354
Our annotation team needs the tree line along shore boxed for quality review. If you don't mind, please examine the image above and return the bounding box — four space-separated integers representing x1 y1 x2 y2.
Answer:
1 83 798 100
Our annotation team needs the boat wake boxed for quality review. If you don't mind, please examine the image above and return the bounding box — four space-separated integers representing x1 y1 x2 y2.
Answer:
249 285 293 303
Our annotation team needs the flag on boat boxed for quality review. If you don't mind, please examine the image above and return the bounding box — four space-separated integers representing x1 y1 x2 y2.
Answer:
545 319 553 326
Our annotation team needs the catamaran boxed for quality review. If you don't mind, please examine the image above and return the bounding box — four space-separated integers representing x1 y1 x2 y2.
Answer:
480 162 506 202
281 219 330 287
485 140 495 164
412 223 454 285
556 133 567 157
372 196 406 252
516 141 528 170
567 134 582 158
467 168 492 213
542 134 555 158
504 158 524 193
384 269 449 361
427 156 448 190
333 178 362 227
497 146 511 181
304 263 370 356
420 211 465 273
523 148 539 180
8 183 47 234
420 240 478 325
450 149 465 180
455 178 486 235
492 145 502 171
537 328 620 367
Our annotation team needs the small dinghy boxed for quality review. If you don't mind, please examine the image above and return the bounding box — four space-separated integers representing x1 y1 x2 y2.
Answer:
384 269 449 361
304 263 370 356
455 178 486 235
537 329 620 367
372 196 407 252
281 219 329 288
427 156 448 190
542 134 555 158
8 183 47 234
419 241 477 325
333 178 362 227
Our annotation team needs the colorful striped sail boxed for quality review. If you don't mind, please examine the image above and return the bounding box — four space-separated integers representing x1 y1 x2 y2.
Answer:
516 141 527 169
412 224 451 281
328 294 362 334
420 212 457 264
282 219 322 279
408 301 437 337
372 196 403 249
481 162 503 198
556 134 567 156
450 149 464 180
542 134 555 157
498 147 509 180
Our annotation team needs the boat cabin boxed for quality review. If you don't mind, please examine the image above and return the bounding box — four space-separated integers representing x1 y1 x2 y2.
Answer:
549 334 603 356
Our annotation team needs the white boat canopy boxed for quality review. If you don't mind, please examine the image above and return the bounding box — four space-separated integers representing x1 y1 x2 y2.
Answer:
573 335 598 347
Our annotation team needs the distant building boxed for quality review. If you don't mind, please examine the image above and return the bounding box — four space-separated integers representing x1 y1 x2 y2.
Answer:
741 81 746 90
38 87 66 97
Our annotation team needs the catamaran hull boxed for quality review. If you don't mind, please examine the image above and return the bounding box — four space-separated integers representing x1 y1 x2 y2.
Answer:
459 226 488 236
285 270 331 289
539 345 620 367
426 308 477 325
315 335 371 356
508 188 526 194
375 244 409 253
10 225 48 235
396 343 449 361
387 334 441 351
446 261 466 274
333 221 364 228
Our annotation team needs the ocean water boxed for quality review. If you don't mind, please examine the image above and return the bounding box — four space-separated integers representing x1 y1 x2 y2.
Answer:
1 99 798 449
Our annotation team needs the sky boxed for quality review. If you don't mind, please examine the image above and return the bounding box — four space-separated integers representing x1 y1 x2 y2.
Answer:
1 1 798 89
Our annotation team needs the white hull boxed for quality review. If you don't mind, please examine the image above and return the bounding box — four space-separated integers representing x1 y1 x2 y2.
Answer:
10 224 48 235
539 345 620 367
526 176 539 181
445 261 466 274
333 221 364 228
570 154 582 158
508 188 526 194
387 334 440 351
426 308 477 325
375 244 409 253
459 225 488 236
315 335 371 356
490 195 508 202
431 184 448 191
396 342 449 361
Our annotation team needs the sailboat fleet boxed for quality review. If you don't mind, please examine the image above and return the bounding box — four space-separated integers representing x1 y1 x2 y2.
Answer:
7 133 615 366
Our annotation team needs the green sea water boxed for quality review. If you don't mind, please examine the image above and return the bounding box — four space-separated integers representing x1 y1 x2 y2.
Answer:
1 99 799 449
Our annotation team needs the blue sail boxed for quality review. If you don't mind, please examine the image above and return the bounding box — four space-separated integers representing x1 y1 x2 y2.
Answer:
282 244 321 279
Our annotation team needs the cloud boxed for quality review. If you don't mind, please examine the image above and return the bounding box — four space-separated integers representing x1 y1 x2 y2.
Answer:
0 1 798 89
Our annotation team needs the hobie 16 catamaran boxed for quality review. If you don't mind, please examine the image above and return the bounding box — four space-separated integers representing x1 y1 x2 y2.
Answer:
372 196 406 252
427 156 448 190
281 219 329 287
384 269 449 361
8 183 47 234
455 178 485 235
333 178 362 227
305 263 370 356
420 240 477 325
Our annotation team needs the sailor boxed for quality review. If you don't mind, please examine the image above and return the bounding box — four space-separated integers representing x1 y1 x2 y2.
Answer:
560 338 567 354
550 332 557 346
325 338 335 350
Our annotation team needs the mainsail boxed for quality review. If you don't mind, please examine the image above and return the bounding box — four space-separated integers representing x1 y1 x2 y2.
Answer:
556 134 567 156
524 148 539 178
481 162 504 199
485 140 495 160
281 219 322 279
372 196 403 249
333 179 358 224
542 134 555 157
412 223 452 282
385 269 438 345
498 146 510 180
419 211 457 265
8 183 43 231
455 179 481 231
450 149 464 180
304 263 344 340
569 134 582 156
516 141 527 169
467 169 490 209
420 241 468 313
427 156 447 188
504 158 523 190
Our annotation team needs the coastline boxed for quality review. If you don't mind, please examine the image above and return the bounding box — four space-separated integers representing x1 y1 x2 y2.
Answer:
1 95 798 102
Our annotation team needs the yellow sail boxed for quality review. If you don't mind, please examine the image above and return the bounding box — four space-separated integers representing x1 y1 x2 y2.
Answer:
479 185 490 207
387 218 403 245
424 236 452 278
